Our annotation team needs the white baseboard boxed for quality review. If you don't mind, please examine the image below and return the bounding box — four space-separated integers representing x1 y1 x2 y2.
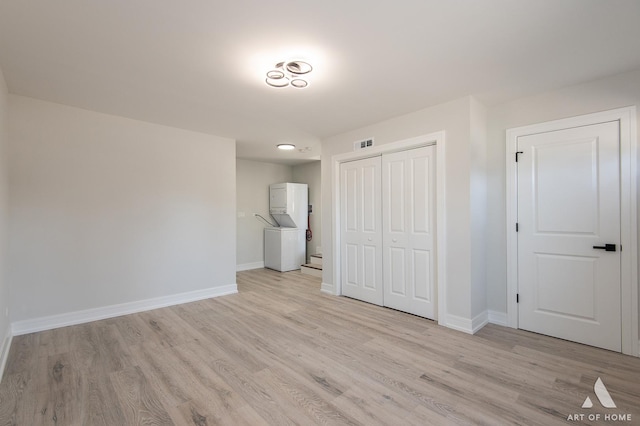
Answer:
320 282 334 295
236 261 264 272
471 311 489 333
11 284 238 336
488 310 508 327
445 311 488 335
443 314 472 334
0 324 12 383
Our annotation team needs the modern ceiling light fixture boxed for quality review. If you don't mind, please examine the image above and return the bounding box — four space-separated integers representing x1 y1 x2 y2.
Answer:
266 60 312 89
277 143 296 150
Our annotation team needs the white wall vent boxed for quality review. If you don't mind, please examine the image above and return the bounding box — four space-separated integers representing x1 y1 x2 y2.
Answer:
353 138 374 151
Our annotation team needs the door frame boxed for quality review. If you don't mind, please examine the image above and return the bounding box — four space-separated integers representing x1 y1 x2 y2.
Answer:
505 106 638 356
331 131 447 324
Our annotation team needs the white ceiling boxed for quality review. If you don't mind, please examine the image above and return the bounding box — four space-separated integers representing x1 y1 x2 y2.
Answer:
1 1 639 165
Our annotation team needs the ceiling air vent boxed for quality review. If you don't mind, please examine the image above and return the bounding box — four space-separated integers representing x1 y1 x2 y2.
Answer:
353 138 374 151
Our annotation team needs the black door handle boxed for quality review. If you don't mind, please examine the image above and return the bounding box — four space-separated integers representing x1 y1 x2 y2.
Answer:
593 244 616 252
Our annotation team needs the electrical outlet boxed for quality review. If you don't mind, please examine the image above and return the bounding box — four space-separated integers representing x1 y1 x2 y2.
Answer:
4 307 8 317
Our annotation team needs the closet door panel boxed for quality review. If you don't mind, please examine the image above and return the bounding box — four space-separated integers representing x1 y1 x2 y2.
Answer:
340 157 383 305
382 146 437 319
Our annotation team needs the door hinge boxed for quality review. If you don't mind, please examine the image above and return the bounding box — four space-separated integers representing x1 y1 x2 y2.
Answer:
515 223 519 232
516 294 519 303
515 151 524 162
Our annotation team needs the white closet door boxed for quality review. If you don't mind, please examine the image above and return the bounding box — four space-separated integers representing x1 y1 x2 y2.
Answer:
340 156 383 305
517 121 621 351
382 146 437 319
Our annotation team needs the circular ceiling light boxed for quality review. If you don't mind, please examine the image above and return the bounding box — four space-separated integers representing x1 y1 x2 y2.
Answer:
266 70 285 79
266 60 312 89
291 79 308 88
285 61 312 75
277 143 296 150
265 76 289 87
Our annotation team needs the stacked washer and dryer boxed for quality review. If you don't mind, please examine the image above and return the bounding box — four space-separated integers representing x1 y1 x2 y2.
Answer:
264 183 308 272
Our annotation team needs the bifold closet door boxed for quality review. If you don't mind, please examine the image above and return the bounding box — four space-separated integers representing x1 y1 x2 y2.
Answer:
340 156 383 305
382 146 437 319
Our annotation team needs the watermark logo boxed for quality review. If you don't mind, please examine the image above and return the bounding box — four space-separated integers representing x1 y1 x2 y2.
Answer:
566 377 632 423
581 377 616 409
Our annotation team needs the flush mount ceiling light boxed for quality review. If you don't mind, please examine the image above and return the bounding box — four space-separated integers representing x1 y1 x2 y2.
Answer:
266 60 312 89
277 143 296 150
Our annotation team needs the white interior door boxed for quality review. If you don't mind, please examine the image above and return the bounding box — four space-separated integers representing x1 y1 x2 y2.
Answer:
382 146 437 319
340 157 383 305
517 121 621 352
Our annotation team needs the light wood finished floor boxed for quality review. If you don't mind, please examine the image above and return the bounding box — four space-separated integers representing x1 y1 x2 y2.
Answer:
1 269 639 425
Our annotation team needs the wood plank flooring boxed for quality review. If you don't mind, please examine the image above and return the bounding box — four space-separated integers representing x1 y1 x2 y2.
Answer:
1 268 639 425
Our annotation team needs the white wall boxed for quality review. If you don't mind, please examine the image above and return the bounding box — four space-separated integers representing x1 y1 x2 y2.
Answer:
0 67 10 377
292 161 321 260
486 69 640 324
470 98 488 320
8 95 236 324
236 159 292 269
321 96 486 328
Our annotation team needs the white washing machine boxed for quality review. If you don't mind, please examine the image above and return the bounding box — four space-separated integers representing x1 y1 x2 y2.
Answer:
264 227 306 272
